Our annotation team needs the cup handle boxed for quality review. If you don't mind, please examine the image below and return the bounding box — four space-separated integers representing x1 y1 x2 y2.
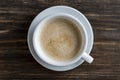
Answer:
82 52 93 63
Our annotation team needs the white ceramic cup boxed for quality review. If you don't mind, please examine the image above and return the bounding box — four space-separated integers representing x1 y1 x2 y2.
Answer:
33 13 93 66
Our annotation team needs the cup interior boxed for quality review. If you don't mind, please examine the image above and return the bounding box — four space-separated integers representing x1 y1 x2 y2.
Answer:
33 13 88 66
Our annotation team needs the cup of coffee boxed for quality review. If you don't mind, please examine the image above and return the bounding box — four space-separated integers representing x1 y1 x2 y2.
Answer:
33 13 93 66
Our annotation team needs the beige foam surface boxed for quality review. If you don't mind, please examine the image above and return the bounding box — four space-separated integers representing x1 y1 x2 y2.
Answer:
39 18 81 62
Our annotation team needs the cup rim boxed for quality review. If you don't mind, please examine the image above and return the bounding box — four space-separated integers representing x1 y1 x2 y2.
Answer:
33 13 88 66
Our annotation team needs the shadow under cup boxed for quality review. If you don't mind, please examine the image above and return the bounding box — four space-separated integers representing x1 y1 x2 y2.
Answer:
33 13 88 66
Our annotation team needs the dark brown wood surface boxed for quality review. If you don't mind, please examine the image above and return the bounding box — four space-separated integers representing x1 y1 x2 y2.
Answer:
0 0 120 79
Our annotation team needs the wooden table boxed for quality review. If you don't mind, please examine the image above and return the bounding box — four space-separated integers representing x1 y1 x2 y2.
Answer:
0 0 120 79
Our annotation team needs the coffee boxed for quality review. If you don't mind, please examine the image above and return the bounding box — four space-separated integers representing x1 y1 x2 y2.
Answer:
39 18 81 62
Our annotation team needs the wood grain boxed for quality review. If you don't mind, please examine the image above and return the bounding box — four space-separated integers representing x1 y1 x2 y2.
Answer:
0 0 120 80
